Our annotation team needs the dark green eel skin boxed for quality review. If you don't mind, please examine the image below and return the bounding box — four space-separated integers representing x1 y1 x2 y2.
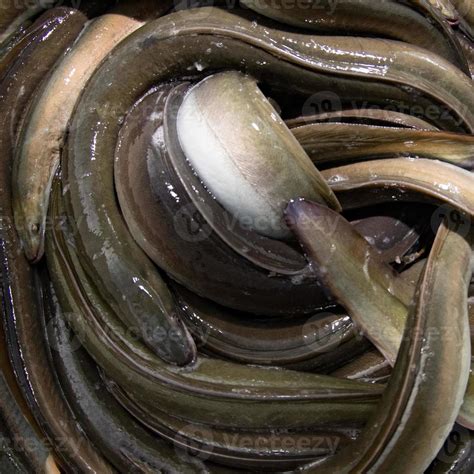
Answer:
287 203 471 473
0 2 472 472
126 92 429 368
166 201 427 373
101 370 356 470
0 438 29 474
46 176 382 436
1 291 56 471
286 108 439 129
291 123 474 169
168 208 426 371
63 6 474 366
43 283 217 474
114 82 336 316
322 158 474 215
0 370 49 473
0 7 115 472
240 0 471 74
171 282 365 372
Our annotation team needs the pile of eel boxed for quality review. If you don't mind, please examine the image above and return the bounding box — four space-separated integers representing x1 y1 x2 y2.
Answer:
1 0 474 472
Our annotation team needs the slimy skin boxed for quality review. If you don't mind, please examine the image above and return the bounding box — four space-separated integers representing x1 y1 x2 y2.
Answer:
46 178 382 435
59 6 474 356
12 0 173 264
286 109 439 130
0 8 114 472
13 14 144 263
292 124 474 169
322 157 474 215
45 296 212 474
286 193 474 429
115 84 334 315
2 3 472 471
290 212 471 473
177 71 340 239
241 0 471 74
